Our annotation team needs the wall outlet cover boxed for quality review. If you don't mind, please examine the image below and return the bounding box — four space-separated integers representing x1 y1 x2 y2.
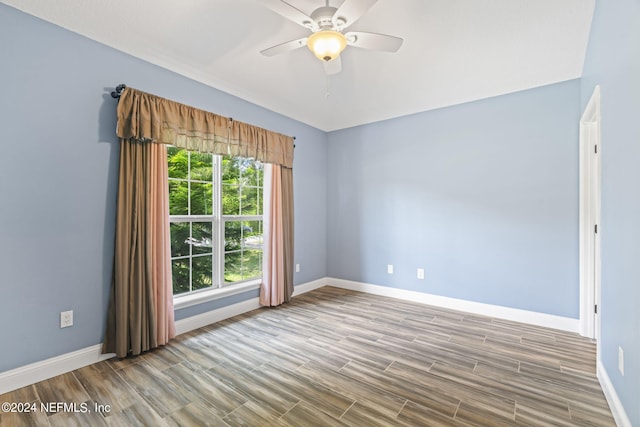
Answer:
60 310 73 328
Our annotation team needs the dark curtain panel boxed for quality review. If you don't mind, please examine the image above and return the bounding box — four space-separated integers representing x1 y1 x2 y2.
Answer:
103 139 175 357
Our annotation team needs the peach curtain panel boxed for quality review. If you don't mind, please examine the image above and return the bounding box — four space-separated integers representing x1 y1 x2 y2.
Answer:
260 164 294 306
103 140 175 358
148 143 175 347
261 164 285 306
116 87 294 168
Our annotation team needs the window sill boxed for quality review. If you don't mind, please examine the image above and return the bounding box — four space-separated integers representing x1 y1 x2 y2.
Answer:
173 280 261 310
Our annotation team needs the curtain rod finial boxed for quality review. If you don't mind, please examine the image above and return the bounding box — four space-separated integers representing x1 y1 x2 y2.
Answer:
111 84 126 99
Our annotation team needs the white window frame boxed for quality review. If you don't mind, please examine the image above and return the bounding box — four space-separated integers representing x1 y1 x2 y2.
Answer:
169 148 264 309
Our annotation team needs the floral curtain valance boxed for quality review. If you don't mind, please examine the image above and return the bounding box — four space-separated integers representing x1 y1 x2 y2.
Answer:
116 87 294 168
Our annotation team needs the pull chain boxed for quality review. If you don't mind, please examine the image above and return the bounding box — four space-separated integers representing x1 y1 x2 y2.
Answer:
324 73 331 98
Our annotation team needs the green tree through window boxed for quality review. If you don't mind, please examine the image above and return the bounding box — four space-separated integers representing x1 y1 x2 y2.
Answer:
168 147 263 296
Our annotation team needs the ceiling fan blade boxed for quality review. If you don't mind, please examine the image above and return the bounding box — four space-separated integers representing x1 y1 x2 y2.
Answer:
323 56 342 75
332 0 378 29
345 31 403 52
260 37 308 56
259 0 317 31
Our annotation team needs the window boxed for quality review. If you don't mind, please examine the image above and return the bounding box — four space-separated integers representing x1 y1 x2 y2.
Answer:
168 146 263 296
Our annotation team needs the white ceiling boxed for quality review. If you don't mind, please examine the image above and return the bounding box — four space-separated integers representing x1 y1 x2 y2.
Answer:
3 0 595 131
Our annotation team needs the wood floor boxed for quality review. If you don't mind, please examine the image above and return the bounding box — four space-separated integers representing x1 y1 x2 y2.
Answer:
1 286 615 426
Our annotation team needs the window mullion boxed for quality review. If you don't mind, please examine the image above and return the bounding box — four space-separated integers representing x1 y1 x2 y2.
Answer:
221 215 263 222
187 151 192 216
238 165 243 216
189 222 193 293
214 155 224 289
170 215 214 222
187 152 192 294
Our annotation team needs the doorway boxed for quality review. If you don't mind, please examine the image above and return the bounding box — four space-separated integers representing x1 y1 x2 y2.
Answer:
579 85 601 344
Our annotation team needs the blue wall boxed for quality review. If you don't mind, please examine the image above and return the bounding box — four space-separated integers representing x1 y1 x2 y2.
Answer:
327 80 581 318
0 4 327 373
581 0 640 424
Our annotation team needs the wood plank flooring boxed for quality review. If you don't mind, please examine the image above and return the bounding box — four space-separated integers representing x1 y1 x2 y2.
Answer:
0 286 615 426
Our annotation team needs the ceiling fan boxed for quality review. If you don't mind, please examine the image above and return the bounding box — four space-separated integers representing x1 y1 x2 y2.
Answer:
259 0 403 75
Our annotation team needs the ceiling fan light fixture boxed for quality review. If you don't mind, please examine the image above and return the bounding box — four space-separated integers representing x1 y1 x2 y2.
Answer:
307 30 346 62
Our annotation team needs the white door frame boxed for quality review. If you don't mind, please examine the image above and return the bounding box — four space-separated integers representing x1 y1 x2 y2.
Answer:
579 85 601 342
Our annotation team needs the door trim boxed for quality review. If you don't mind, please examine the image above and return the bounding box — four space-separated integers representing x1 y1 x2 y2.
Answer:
579 85 601 343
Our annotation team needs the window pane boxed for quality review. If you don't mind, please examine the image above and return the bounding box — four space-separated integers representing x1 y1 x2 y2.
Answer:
242 186 259 215
243 220 263 250
190 152 213 182
172 258 190 295
170 222 190 257
224 221 242 251
257 187 262 215
168 146 188 179
190 182 213 215
222 184 240 215
224 252 242 283
243 250 262 280
169 180 189 215
256 163 263 187
191 222 213 255
192 255 213 291
222 157 240 184
223 220 263 284
247 161 263 187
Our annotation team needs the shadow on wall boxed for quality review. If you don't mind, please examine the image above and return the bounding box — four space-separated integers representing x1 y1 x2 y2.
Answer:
97 91 120 341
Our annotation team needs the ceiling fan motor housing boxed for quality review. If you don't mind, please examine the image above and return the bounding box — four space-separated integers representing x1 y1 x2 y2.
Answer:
311 6 339 29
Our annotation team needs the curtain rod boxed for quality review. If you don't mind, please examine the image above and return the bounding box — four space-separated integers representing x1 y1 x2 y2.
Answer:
110 83 296 146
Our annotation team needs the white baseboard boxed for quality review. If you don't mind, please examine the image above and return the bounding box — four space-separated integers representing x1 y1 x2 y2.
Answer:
0 278 328 396
0 344 114 396
293 277 329 296
174 298 262 335
327 278 580 333
597 361 632 427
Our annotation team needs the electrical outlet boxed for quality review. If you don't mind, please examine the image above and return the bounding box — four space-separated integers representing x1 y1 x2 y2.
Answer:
60 310 73 328
417 268 425 279
387 264 394 274
295 263 300 273
618 346 624 375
